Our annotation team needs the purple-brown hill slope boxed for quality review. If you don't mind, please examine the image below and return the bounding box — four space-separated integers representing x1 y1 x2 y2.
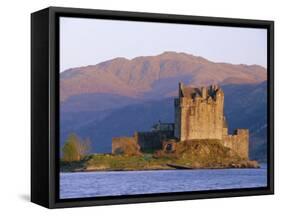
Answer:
60 51 266 102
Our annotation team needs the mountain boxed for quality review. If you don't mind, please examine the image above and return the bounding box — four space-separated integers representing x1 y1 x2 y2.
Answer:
60 52 268 161
60 51 266 102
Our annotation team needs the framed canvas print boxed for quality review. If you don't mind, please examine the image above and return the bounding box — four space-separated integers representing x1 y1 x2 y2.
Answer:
31 6 274 208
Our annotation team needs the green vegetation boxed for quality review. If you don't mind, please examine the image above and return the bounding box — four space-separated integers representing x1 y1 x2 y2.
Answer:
84 154 173 171
61 133 91 162
60 153 175 172
60 138 259 172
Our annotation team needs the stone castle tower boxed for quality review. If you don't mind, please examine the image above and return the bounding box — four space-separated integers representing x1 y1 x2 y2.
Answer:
112 82 249 159
174 82 249 159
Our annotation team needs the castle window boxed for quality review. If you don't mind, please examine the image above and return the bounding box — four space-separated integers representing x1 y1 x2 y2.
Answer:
166 143 173 152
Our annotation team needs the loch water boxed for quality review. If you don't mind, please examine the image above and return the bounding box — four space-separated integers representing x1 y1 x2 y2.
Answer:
60 164 267 199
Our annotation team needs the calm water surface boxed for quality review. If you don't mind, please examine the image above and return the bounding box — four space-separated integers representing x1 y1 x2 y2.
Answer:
60 164 267 199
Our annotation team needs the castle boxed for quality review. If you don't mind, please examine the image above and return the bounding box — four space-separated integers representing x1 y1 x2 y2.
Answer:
112 83 249 159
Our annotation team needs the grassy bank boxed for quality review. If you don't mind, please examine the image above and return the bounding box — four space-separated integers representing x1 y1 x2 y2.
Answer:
60 140 259 172
61 154 174 172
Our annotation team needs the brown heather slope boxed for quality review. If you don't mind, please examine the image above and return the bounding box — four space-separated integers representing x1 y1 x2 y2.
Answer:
60 51 266 102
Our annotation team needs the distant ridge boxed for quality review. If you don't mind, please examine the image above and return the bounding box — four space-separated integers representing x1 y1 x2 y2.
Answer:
60 51 266 101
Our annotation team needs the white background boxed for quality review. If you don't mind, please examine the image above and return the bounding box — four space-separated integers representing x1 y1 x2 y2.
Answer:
0 0 279 215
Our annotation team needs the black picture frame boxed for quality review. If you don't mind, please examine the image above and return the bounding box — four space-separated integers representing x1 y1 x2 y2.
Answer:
31 6 274 208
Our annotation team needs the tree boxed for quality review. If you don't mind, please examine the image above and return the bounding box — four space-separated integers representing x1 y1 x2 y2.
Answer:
62 133 81 162
78 137 91 159
62 133 91 162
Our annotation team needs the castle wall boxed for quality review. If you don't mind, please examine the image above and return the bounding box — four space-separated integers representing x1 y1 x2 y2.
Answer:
135 131 174 152
177 92 224 141
112 136 141 156
174 98 180 139
222 129 249 159
162 139 178 152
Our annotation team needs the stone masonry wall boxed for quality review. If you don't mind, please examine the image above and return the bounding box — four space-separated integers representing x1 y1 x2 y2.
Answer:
135 131 174 152
175 88 224 141
112 136 141 156
222 129 249 159
174 98 180 139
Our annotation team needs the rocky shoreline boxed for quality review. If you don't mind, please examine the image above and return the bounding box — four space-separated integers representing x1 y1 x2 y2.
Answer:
61 157 260 173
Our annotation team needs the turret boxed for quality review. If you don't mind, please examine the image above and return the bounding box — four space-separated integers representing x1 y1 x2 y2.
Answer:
215 87 224 101
201 87 207 99
179 82 184 97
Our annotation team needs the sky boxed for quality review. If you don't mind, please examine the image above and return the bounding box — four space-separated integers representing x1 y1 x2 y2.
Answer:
60 17 267 72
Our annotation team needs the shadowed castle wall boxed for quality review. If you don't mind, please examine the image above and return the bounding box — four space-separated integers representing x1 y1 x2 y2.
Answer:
135 131 174 152
112 131 174 154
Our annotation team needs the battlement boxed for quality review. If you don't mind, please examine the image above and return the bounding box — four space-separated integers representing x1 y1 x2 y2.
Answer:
178 82 223 103
223 129 249 159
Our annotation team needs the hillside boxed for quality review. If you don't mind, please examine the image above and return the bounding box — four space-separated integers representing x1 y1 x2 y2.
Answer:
60 51 266 102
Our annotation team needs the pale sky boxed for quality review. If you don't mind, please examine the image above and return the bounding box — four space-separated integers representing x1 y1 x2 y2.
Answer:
60 17 267 72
